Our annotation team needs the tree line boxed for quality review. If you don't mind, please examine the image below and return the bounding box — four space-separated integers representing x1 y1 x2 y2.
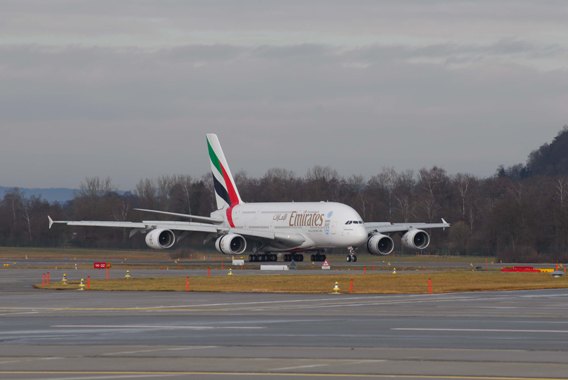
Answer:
1 165 568 262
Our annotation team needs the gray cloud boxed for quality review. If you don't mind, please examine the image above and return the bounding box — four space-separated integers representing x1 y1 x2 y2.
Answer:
1 1 567 189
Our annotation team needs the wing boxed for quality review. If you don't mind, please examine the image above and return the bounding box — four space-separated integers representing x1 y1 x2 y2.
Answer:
49 216 220 234
365 218 450 234
48 216 306 248
133 208 223 224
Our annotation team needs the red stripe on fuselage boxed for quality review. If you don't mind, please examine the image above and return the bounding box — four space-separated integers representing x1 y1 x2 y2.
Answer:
220 164 240 206
226 205 236 228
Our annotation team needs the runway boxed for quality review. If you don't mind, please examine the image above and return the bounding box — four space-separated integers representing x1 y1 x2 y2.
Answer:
1 270 568 379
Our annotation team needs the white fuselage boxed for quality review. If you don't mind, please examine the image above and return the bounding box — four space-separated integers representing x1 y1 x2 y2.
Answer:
213 202 368 252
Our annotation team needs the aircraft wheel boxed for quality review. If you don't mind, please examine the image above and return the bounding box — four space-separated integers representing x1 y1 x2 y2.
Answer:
353 255 358 262
346 255 352 262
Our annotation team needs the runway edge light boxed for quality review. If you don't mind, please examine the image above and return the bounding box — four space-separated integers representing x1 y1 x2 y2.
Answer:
332 281 340 294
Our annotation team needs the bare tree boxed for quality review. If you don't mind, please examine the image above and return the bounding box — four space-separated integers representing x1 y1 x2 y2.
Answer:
371 167 398 219
78 177 114 198
555 176 568 208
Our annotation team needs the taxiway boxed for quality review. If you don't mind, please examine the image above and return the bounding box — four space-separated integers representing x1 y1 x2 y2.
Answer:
0 269 567 379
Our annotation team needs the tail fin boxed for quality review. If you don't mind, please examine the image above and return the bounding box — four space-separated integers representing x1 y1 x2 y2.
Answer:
206 133 243 210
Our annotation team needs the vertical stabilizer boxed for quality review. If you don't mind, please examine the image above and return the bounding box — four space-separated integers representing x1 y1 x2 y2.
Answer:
206 133 243 210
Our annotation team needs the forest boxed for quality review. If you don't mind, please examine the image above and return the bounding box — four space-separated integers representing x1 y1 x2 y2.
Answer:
2 127 568 262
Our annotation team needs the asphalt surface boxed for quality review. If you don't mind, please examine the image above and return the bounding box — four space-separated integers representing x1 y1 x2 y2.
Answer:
1 268 568 380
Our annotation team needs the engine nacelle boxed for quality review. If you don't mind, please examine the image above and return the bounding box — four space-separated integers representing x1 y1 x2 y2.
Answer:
367 233 394 255
145 229 176 249
402 229 430 250
215 233 247 255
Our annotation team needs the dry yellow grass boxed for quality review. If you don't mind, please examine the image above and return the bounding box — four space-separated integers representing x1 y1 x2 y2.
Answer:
38 271 568 294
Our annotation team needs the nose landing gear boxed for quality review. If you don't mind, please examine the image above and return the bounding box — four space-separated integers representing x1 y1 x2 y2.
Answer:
346 246 358 262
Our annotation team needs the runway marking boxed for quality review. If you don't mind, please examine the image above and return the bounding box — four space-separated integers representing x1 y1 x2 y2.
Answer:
52 325 264 330
32 375 177 380
0 311 39 316
515 320 568 324
393 328 568 334
103 346 217 356
0 294 500 312
521 293 568 298
216 295 531 313
0 370 564 380
272 364 330 371
0 356 63 365
273 360 388 371
2 292 561 315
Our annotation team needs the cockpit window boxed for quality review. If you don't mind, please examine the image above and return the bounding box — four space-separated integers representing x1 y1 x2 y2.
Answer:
345 221 352 225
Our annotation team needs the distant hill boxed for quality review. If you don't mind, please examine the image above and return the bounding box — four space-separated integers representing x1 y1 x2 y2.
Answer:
0 186 76 204
498 125 568 178
525 126 568 177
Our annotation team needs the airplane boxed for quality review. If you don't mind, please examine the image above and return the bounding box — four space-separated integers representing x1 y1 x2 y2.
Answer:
49 133 450 263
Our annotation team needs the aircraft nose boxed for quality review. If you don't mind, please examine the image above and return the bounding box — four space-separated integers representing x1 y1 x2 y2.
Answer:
353 225 368 245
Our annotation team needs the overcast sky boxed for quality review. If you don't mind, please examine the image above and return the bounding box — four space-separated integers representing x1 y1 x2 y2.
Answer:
1 0 568 189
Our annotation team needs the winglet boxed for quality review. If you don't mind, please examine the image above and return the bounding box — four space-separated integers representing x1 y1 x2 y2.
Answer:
48 215 54 229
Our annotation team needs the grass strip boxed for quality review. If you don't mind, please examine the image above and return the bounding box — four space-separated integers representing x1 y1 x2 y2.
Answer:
37 271 568 294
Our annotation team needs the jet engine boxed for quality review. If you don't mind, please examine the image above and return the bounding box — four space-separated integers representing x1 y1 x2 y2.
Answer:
402 229 430 250
145 229 176 249
215 233 247 255
367 233 394 255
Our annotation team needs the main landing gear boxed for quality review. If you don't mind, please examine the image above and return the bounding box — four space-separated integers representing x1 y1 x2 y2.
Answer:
346 246 358 262
310 252 327 262
249 253 278 262
283 253 304 262
248 252 326 263
283 253 326 262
